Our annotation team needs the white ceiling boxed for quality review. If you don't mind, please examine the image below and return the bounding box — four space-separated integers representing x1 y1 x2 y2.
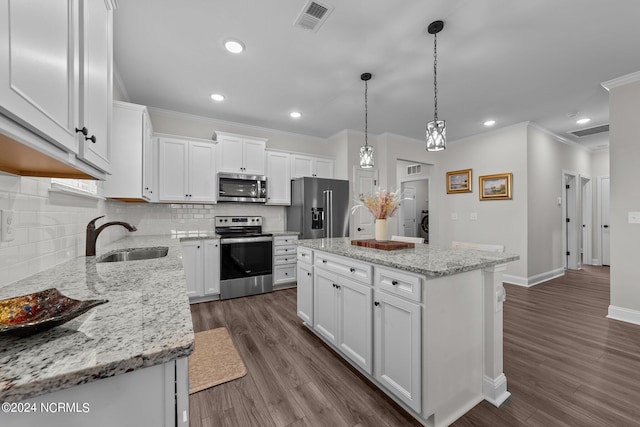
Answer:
113 0 640 151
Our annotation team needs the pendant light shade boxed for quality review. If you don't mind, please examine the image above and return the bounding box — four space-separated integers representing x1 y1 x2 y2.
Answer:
426 20 446 152
359 72 374 168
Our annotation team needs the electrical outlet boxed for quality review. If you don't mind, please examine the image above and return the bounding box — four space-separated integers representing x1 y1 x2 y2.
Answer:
1 210 15 242
470 212 478 221
629 212 640 224
451 212 458 221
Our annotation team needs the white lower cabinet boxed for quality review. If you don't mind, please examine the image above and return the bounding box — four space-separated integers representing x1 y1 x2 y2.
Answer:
302 248 421 414
314 265 372 374
181 239 220 302
273 235 297 287
373 289 422 413
296 260 313 325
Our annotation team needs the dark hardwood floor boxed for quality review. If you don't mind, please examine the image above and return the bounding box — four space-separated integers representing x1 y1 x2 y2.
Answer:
189 266 640 426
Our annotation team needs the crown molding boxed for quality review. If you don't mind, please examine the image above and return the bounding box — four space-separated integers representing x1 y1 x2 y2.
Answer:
528 122 592 153
601 70 640 91
147 106 327 144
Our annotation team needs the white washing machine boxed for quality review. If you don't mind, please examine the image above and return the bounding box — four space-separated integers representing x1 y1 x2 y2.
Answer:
420 210 429 243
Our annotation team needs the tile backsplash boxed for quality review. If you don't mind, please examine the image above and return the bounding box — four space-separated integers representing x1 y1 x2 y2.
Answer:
0 173 285 288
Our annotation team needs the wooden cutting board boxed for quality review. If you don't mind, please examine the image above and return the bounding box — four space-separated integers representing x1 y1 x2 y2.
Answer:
351 239 415 250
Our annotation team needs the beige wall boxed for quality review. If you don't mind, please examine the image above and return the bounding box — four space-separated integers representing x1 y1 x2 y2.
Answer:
609 79 640 319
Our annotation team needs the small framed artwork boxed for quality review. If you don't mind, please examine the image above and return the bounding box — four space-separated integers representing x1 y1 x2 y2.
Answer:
446 169 472 194
479 173 513 201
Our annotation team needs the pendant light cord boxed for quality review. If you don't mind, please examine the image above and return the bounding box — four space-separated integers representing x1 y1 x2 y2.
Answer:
433 32 438 122
364 79 368 147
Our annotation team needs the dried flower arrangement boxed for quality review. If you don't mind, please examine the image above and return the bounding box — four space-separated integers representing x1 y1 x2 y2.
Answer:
352 188 404 220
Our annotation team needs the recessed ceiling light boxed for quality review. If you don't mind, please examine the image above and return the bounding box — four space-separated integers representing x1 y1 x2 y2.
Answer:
576 118 591 125
483 120 496 127
290 111 302 119
224 39 245 54
210 93 225 102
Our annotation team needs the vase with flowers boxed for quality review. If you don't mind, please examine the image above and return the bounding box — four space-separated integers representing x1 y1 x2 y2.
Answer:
352 188 403 241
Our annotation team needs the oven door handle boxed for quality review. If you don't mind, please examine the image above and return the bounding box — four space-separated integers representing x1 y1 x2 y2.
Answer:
221 236 273 244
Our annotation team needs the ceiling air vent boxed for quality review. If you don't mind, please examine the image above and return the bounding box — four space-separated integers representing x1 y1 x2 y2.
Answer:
294 1 333 32
569 124 609 138
407 164 422 175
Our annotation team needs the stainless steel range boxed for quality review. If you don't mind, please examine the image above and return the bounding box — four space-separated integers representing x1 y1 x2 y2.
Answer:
216 216 273 300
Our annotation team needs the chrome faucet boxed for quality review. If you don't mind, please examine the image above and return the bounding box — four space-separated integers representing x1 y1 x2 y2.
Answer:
86 216 137 256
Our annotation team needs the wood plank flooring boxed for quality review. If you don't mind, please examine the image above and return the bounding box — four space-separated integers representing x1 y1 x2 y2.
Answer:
189 266 640 426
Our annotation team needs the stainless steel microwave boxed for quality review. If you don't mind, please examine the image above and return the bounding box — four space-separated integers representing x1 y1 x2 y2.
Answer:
218 172 267 203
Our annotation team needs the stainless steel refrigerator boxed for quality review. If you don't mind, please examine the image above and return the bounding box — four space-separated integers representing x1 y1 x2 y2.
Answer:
287 177 350 239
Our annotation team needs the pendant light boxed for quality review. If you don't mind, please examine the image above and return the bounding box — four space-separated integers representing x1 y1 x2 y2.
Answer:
359 72 374 168
426 20 446 152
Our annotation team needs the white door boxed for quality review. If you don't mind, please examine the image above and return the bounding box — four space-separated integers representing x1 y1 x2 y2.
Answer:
296 262 313 325
401 185 417 237
242 139 266 175
353 168 377 240
373 290 422 413
77 0 111 172
142 115 154 200
313 268 338 345
188 141 216 203
158 137 188 202
337 277 372 374
266 151 291 205
601 176 610 266
0 0 79 152
203 240 220 295
564 173 579 270
181 240 203 298
314 158 334 179
580 176 592 266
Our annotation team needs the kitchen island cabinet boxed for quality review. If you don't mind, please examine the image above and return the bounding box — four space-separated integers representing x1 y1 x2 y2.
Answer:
0 235 194 426
296 238 518 427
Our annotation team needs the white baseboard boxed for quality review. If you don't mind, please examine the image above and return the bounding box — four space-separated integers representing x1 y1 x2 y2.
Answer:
483 374 511 407
503 268 564 288
591 258 601 266
607 305 640 326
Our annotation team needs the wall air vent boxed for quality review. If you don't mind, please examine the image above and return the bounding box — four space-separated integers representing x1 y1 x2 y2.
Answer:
407 164 422 175
294 0 334 32
569 124 609 138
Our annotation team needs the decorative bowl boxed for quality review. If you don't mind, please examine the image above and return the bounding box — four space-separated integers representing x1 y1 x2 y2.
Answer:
0 288 108 337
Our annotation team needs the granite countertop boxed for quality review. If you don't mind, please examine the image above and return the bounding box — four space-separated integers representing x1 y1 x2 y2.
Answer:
272 231 300 236
296 237 519 277
0 235 195 402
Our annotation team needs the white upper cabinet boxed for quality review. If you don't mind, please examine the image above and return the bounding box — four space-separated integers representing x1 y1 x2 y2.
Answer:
216 131 266 175
0 0 115 174
265 150 291 205
0 0 79 153
103 102 153 201
157 136 216 203
76 0 113 172
291 154 334 179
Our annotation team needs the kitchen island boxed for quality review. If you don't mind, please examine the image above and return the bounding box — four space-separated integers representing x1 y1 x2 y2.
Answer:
0 235 194 426
296 238 519 427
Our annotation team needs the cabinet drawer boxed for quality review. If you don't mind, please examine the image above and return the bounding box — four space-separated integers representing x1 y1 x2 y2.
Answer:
274 254 296 265
274 245 296 256
274 264 296 283
315 251 372 284
297 247 313 264
375 266 422 302
274 235 298 246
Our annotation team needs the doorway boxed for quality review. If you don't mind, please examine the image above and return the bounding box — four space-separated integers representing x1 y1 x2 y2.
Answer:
562 171 579 270
352 168 378 240
580 176 592 266
400 179 429 242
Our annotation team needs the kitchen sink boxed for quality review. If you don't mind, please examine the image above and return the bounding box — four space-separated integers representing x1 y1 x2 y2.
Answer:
97 247 169 263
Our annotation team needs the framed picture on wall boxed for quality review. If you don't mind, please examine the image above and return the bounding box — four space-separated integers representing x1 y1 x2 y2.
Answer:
446 169 472 194
479 172 513 200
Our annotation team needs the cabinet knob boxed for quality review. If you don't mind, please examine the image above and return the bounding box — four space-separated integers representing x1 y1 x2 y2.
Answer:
357 227 363 231
197 245 200 249
374 301 380 307
392 280 398 286
350 268 355 273
85 135 97 143
322 259 327 264
285 272 288 276
307 272 311 276
75 127 88 136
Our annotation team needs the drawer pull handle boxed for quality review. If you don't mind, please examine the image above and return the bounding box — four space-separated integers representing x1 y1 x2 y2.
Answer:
332 283 337 288
322 260 327 264
307 272 311 276
392 280 398 286
350 268 355 273
374 301 380 307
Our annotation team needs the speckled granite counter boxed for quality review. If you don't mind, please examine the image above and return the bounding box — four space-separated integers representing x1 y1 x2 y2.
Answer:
272 231 299 237
0 235 194 402
296 237 519 277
